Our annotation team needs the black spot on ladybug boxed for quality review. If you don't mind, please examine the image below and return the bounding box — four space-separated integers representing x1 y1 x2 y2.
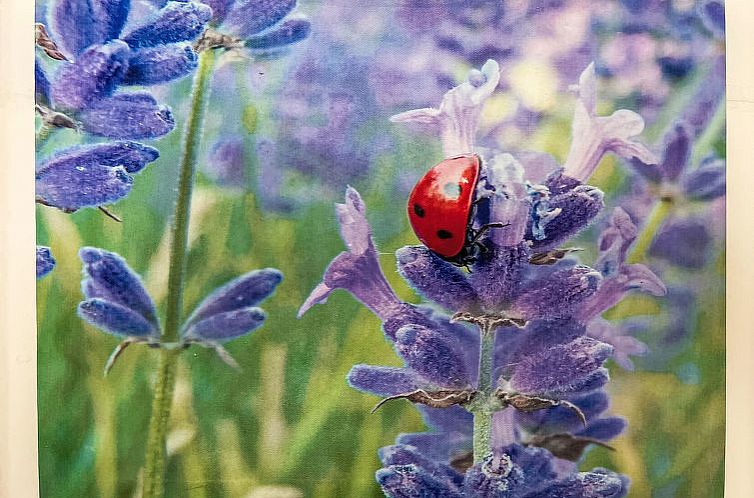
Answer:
413 203 426 218
437 230 453 239
443 182 462 199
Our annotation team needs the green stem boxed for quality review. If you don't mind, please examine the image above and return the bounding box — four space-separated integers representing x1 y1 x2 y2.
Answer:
628 198 673 264
142 48 216 498
472 322 496 463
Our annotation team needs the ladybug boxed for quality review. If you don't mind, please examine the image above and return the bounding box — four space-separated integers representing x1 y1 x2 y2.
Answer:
407 154 506 266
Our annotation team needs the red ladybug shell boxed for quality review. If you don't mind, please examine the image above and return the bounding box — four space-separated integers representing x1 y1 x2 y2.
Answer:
407 154 481 258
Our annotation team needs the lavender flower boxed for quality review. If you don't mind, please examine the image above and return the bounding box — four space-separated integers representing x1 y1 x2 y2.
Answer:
36 141 160 213
36 246 56 279
77 247 282 372
299 60 666 494
38 0 213 139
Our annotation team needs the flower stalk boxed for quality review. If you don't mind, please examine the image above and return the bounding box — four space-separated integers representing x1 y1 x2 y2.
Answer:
142 47 216 498
471 319 497 463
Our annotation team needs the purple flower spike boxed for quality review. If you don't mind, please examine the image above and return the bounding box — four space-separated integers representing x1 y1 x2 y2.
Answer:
513 266 602 321
123 44 198 85
563 63 657 182
35 58 50 105
396 246 478 313
79 247 160 333
36 246 56 279
223 0 297 38
36 142 159 211
80 247 158 322
51 41 131 112
395 324 471 389
649 217 713 269
469 244 529 312
78 298 158 337
122 1 212 48
49 0 130 57
184 268 282 328
507 336 612 398
299 188 404 322
347 365 422 397
682 158 726 201
391 60 500 158
80 93 175 139
183 307 267 342
376 464 462 498
245 19 311 50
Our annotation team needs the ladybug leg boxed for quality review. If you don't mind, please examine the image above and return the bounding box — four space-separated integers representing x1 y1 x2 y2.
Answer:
469 222 510 246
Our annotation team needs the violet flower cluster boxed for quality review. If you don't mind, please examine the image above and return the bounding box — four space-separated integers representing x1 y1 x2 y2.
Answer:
301 61 666 496
76 246 282 372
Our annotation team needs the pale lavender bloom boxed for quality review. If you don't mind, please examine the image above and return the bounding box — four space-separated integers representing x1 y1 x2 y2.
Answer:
562 63 657 182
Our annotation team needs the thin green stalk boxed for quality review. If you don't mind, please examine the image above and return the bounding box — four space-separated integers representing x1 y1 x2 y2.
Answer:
472 322 496 463
628 198 673 264
142 48 216 498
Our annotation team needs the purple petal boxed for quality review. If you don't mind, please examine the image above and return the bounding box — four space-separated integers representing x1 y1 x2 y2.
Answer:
122 1 212 48
299 188 404 324
223 0 297 38
35 58 51 105
48 0 130 57
681 55 725 136
497 318 587 370
483 153 530 246
578 417 627 441
36 246 56 279
36 159 133 211
419 405 474 434
245 19 311 50
518 391 611 436
649 218 714 269
469 243 529 312
378 445 463 489
36 142 158 210
186 268 282 326
594 208 637 276
578 264 666 321
508 337 612 397
78 298 158 337
529 184 604 252
395 324 471 389
513 266 602 321
80 93 175 139
376 465 462 498
682 159 726 201
123 44 198 85
79 247 159 328
396 246 477 313
391 60 500 158
533 469 626 498
183 307 266 342
347 365 422 397
204 137 248 187
51 41 130 111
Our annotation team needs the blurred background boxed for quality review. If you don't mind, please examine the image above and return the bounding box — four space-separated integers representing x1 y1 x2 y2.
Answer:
36 0 725 496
